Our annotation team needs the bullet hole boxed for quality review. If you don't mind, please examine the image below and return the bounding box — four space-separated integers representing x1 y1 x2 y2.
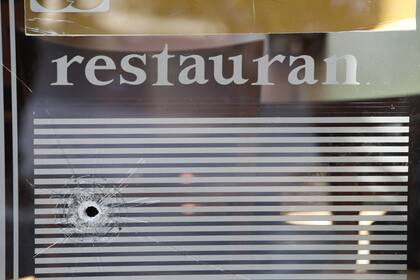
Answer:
76 201 100 221
56 181 128 242
85 206 99 218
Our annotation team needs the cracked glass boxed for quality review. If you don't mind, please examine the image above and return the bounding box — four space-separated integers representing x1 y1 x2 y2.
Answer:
0 1 420 280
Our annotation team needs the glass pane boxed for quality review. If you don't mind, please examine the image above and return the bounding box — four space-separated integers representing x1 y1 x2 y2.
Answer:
0 1 419 280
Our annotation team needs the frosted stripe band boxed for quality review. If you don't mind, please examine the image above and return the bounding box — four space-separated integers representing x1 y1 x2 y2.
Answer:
35 264 407 274
34 136 410 145
34 176 409 185
34 225 407 235
34 126 410 135
33 186 409 194
34 195 408 205
34 244 407 255
33 166 409 175
34 146 409 155
33 117 410 125
34 234 408 244
34 254 407 264
33 157 409 165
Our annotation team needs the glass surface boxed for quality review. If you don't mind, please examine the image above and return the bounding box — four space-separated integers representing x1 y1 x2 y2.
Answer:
0 1 419 280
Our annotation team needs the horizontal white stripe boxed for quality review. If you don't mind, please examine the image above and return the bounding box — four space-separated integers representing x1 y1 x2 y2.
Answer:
33 274 408 280
34 225 407 235
33 136 409 145
34 205 407 215
35 264 407 274
33 186 409 195
34 244 407 255
34 127 410 135
34 234 407 244
33 156 410 165
33 166 409 176
33 117 410 125
34 253 407 264
34 176 409 185
35 195 408 205
34 216 408 226
33 274 407 280
34 216 407 226
34 146 409 155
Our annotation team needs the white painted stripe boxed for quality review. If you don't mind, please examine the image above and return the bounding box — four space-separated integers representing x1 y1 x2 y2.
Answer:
34 234 407 244
34 244 407 255
34 264 407 274
33 136 409 145
33 185 409 195
33 117 411 125
34 216 408 226
34 176 409 185
33 274 408 280
33 156 410 165
34 146 409 155
35 195 408 205
34 126 410 135
34 205 407 215
34 225 407 235
33 166 409 176
34 253 407 264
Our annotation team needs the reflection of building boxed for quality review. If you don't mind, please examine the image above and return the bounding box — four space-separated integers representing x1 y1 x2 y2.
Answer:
24 0 416 34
